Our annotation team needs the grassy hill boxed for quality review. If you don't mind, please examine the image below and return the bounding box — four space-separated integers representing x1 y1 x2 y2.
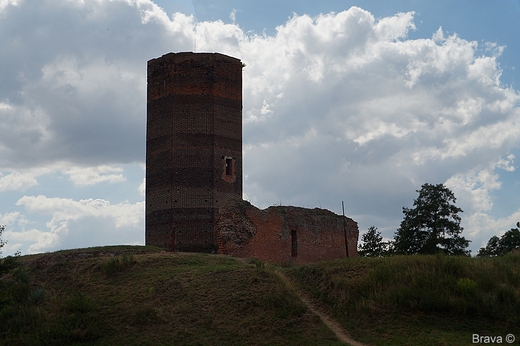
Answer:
1 246 520 345
287 253 520 345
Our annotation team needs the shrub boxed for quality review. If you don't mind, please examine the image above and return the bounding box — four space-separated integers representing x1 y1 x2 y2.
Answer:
102 254 137 276
28 288 45 305
457 277 477 297
250 258 265 269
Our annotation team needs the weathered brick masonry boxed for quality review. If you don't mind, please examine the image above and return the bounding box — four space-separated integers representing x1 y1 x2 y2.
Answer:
146 52 242 252
216 200 358 264
145 51 358 262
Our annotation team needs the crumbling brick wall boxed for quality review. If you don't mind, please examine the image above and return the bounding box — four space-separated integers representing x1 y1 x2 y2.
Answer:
216 200 359 264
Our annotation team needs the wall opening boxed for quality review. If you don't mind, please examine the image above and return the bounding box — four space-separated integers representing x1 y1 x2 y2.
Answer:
222 156 237 183
291 230 297 257
225 158 233 176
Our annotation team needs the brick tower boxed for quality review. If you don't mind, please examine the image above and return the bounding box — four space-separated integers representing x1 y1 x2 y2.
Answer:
146 52 242 253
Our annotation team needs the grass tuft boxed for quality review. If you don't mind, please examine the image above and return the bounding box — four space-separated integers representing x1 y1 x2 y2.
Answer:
102 254 137 276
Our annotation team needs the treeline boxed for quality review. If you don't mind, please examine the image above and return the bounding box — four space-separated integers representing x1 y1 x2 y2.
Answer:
358 183 520 257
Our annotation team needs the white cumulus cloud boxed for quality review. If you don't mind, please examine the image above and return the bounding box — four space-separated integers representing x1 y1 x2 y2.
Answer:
65 165 126 185
16 195 144 253
0 172 37 191
0 1 519 254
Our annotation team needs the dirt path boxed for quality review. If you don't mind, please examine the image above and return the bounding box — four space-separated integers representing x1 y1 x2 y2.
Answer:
275 270 367 346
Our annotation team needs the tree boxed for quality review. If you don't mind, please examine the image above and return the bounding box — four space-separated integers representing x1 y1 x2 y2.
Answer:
393 183 470 256
358 226 389 257
0 224 5 255
478 222 520 256
0 225 20 275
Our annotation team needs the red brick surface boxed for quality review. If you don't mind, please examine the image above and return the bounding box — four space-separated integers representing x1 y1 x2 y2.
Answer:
146 52 242 252
216 200 359 264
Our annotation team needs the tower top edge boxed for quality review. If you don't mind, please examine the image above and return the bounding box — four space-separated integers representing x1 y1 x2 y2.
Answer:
148 52 241 65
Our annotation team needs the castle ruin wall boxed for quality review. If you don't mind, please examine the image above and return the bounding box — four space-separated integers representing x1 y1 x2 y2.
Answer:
216 200 359 264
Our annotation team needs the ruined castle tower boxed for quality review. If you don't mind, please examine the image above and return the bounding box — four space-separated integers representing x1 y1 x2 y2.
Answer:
146 52 243 252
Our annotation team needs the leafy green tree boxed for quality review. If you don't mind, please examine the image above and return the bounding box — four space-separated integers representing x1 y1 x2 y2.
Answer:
478 222 520 256
359 226 390 257
476 235 500 257
393 183 470 256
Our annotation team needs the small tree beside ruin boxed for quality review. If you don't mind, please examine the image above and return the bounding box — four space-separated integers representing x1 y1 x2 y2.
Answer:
358 226 389 257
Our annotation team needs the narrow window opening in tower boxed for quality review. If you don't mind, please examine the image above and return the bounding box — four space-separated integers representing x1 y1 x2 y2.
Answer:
291 230 298 257
225 158 233 176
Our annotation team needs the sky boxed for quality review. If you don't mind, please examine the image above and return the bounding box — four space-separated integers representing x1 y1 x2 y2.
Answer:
1 0 520 256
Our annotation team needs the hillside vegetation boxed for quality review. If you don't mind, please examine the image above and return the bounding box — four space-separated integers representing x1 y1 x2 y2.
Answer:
2 246 342 346
1 246 520 345
288 253 520 345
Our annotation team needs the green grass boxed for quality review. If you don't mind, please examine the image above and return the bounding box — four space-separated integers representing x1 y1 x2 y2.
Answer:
286 253 520 346
3 246 343 346
3 246 520 345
